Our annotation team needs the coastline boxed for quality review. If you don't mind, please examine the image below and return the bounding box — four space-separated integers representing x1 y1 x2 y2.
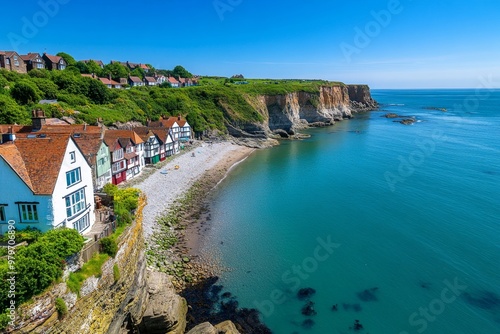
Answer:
136 141 255 288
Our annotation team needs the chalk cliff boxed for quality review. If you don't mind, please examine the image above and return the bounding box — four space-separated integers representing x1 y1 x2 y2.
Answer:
226 84 377 141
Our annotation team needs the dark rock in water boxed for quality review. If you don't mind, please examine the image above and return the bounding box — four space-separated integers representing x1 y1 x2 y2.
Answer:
180 276 272 333
424 106 447 112
221 292 232 299
463 291 500 310
352 304 362 312
301 301 317 317
383 113 400 118
420 282 432 289
302 319 315 329
297 287 316 300
396 118 416 125
357 287 379 302
350 319 364 331
331 304 338 311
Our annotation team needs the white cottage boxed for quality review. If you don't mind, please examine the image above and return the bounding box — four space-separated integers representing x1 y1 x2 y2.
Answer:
0 134 95 235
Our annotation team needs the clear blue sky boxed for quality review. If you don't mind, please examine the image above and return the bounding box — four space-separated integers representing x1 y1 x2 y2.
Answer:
1 0 499 88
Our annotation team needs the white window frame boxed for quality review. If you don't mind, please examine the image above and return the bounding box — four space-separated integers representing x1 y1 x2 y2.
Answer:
19 203 39 223
73 213 90 233
66 168 81 187
65 188 86 218
69 151 76 163
113 149 123 160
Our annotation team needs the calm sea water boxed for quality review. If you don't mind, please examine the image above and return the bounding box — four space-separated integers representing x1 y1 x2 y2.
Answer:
200 89 500 333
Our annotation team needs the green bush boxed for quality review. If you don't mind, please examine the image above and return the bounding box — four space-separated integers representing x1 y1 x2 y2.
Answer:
100 237 118 257
113 264 120 282
10 80 42 105
55 297 67 318
0 226 41 244
0 228 84 311
0 311 10 331
103 183 118 196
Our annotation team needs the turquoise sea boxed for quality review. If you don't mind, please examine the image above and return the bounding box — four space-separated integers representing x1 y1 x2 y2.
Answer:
200 90 500 333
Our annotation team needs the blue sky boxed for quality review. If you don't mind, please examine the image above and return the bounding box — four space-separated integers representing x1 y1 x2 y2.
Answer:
1 0 499 88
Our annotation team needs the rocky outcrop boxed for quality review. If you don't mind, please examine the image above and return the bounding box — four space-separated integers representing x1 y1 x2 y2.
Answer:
9 196 189 334
186 321 240 334
230 84 377 138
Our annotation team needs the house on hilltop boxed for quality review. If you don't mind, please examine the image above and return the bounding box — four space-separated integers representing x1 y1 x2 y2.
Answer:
20 53 45 71
0 51 27 73
0 134 95 234
42 53 67 70
128 76 144 87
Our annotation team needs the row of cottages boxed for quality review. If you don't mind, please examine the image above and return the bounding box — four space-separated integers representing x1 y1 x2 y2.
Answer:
0 133 95 235
103 130 145 185
0 51 67 73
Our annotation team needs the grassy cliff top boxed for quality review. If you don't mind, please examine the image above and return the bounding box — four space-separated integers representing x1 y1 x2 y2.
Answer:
0 69 346 132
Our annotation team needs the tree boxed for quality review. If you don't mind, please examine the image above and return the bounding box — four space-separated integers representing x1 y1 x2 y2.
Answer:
84 77 111 104
0 94 30 124
10 80 41 105
172 65 192 78
103 62 129 81
75 61 89 74
31 77 59 99
130 67 145 80
56 52 77 67
86 60 103 77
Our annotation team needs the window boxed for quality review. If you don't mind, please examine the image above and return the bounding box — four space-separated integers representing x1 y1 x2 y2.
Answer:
73 213 90 233
69 151 76 163
113 149 123 160
65 188 86 218
126 146 134 153
5 58 9 65
36 63 44 69
0 205 6 223
19 204 39 223
112 160 126 173
66 168 81 187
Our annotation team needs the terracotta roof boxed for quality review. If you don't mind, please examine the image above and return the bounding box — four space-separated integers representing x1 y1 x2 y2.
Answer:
20 53 41 61
0 142 34 191
140 64 149 69
131 127 155 141
129 76 142 83
71 133 105 166
99 77 121 86
6 124 102 135
176 119 187 127
104 130 144 148
168 77 179 84
44 53 62 64
144 76 156 83
164 117 181 128
0 135 74 195
150 128 170 144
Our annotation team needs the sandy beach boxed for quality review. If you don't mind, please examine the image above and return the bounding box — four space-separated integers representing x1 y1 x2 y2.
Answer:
136 141 254 245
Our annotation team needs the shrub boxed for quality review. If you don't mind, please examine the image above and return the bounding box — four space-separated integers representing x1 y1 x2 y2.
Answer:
10 80 41 105
55 298 67 318
100 237 118 257
103 183 118 196
37 228 85 259
0 311 10 331
0 226 41 244
113 264 120 282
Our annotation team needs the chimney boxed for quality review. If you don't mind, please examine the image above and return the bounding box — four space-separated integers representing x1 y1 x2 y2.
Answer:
108 73 112 80
177 115 181 121
31 109 46 131
1 127 16 143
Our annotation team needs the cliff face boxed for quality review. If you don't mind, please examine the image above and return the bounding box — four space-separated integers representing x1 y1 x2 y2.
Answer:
228 84 377 140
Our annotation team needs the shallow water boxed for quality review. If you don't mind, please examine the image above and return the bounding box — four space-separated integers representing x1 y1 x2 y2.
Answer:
201 89 500 333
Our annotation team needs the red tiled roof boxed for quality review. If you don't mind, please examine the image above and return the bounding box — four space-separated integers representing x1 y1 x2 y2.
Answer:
168 77 179 84
44 53 62 64
71 133 105 166
0 135 74 195
0 142 34 191
99 77 121 86
6 124 102 135
140 64 149 70
129 76 142 83
104 130 144 146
